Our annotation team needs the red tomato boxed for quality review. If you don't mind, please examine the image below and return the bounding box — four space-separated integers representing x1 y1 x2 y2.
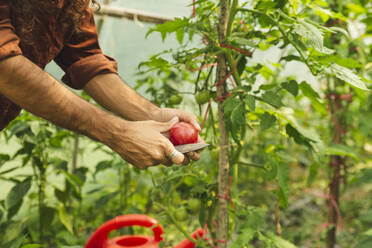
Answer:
170 122 198 146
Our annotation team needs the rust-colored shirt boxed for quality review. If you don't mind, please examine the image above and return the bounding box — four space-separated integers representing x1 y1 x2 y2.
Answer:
0 0 118 130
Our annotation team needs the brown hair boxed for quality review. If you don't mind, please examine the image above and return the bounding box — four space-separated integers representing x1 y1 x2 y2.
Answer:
10 0 99 45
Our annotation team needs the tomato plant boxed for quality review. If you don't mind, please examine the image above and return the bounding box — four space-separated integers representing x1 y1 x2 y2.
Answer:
0 0 371 247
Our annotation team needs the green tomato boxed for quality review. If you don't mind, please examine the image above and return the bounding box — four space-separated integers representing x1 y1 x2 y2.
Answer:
188 198 201 214
195 90 211 105
174 207 188 221
169 94 183 105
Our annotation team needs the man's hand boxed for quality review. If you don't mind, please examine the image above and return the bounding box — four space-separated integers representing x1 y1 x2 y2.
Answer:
152 108 205 162
85 74 205 166
107 117 185 169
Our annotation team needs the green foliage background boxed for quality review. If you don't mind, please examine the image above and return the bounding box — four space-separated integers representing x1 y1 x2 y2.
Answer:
0 0 371 247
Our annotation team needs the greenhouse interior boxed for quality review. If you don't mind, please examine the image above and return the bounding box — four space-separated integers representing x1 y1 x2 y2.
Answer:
0 0 371 247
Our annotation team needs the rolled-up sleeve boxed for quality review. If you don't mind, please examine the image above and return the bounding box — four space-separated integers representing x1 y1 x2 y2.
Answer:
0 0 23 61
54 7 118 89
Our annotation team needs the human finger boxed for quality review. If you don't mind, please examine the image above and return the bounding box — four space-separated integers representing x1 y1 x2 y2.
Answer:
163 139 184 164
155 116 179 132
177 110 201 131
186 151 201 161
182 155 190 165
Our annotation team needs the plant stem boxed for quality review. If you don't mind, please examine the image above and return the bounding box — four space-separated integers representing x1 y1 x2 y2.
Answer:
225 50 242 86
39 169 46 243
275 199 282 236
226 0 239 37
71 134 79 171
326 89 344 248
157 203 207 248
216 0 231 247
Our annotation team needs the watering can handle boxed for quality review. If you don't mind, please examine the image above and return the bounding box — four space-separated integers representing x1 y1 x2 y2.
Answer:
173 228 205 248
85 214 163 248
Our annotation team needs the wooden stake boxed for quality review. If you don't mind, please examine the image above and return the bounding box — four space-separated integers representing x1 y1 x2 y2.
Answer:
216 0 230 247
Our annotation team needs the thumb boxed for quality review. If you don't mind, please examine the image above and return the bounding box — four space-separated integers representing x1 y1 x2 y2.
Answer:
163 139 185 165
156 116 179 132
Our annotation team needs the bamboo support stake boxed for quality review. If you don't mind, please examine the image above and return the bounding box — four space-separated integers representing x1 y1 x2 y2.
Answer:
216 0 230 247
94 4 174 24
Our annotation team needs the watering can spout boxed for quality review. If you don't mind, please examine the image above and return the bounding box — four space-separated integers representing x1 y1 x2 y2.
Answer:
173 228 205 248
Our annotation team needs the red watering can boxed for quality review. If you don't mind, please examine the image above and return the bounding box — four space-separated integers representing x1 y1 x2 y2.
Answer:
85 214 205 248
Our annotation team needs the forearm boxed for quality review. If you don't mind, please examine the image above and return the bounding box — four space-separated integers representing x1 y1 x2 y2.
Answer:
84 73 160 121
0 56 120 144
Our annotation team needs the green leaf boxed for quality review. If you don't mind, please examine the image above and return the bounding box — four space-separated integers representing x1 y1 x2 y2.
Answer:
0 153 10 169
245 95 255 111
325 144 359 161
237 56 247 75
256 0 277 11
231 228 256 248
265 158 278 181
260 112 276 130
281 80 298 96
285 124 312 148
230 102 246 143
11 235 27 248
280 55 302 62
9 122 33 139
299 81 327 115
7 200 23 220
21 245 47 248
40 206 55 228
3 221 24 244
307 163 320 186
229 37 257 48
59 205 73 233
356 228 372 248
259 65 274 80
94 160 113 176
198 201 206 228
176 29 184 44
54 187 68 204
261 91 283 108
294 20 333 54
6 177 31 209
95 191 119 210
138 55 170 72
60 170 83 187
278 163 289 208
267 232 297 248
146 18 188 41
317 55 362 69
323 64 369 90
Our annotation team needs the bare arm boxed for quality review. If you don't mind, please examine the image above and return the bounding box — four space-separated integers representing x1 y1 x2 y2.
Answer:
0 56 115 143
84 73 159 121
0 56 184 167
84 73 201 128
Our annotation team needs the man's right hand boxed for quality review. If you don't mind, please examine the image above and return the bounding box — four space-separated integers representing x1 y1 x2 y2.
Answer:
106 116 185 169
